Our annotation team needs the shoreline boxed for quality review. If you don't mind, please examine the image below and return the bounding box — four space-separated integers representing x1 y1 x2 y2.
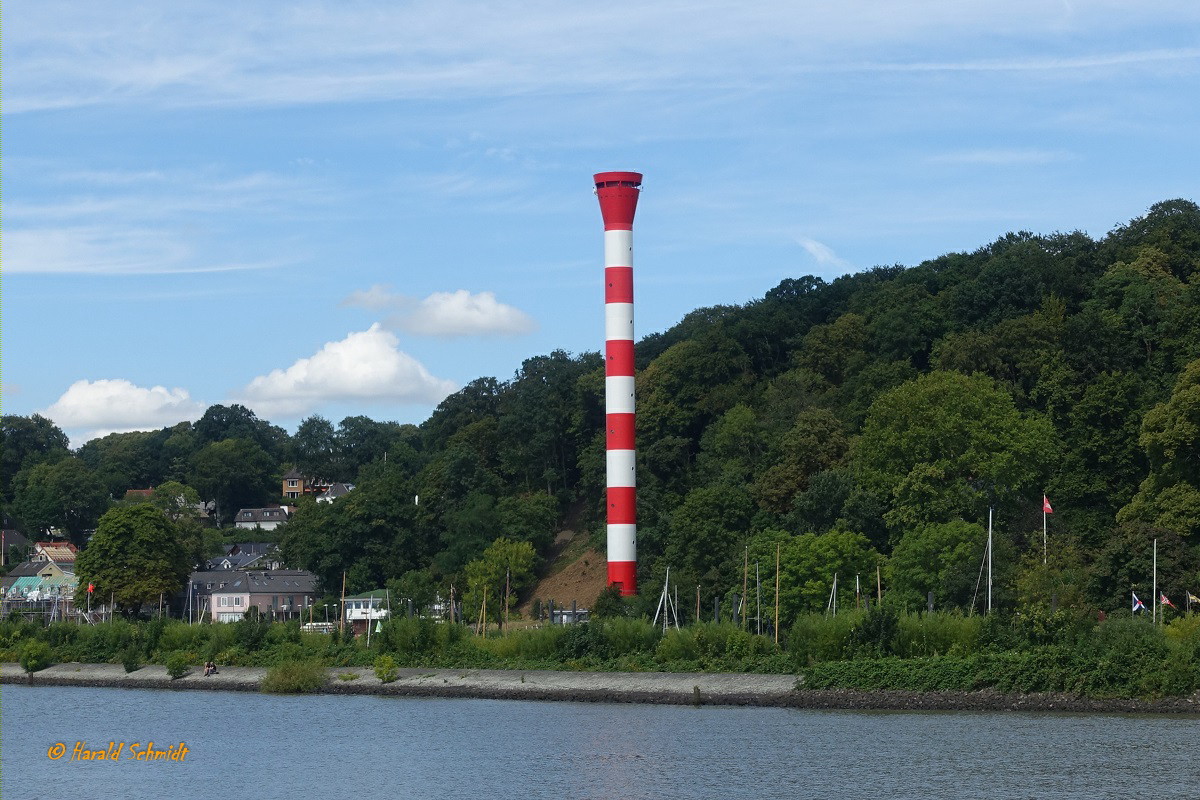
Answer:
5 662 1200 713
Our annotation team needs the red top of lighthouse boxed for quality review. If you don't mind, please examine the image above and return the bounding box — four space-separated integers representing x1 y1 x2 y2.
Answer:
594 171 642 230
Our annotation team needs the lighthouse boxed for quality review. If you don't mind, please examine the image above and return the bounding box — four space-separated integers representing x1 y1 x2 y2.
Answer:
594 171 642 596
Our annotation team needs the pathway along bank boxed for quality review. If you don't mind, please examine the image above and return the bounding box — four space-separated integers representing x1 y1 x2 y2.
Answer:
4 662 1200 712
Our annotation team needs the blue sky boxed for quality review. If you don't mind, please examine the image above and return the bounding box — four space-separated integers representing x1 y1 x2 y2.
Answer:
4 1 1199 445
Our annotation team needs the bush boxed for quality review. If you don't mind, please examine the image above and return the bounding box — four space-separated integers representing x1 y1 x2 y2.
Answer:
165 651 190 679
121 644 141 673
374 655 399 683
261 660 328 694
20 640 52 674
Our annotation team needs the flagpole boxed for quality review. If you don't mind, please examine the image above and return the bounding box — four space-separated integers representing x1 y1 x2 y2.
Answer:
987 506 993 615
1042 506 1047 566
1153 538 1158 626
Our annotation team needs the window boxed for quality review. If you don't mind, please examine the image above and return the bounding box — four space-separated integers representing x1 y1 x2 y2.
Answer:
219 597 228 607
235 597 243 607
288 479 298 487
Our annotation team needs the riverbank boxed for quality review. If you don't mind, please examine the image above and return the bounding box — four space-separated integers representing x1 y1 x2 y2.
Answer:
5 662 1200 712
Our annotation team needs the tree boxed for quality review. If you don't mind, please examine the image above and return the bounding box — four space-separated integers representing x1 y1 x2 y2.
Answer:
187 438 276 524
1118 358 1200 537
463 538 537 624
151 481 220 566
855 370 1055 537
747 527 879 626
887 520 991 612
11 458 110 543
292 415 340 479
75 505 191 616
1 414 70 501
194 404 288 458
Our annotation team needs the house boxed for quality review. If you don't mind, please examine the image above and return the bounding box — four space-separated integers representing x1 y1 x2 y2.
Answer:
208 569 318 622
33 541 78 566
282 470 337 500
233 506 293 531
1 559 76 602
2 518 30 566
316 482 355 503
205 542 282 571
343 589 391 634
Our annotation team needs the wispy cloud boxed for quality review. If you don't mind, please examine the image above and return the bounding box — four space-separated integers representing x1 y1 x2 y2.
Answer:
795 237 854 272
3 165 322 275
926 148 1076 166
342 286 537 337
8 2 1198 113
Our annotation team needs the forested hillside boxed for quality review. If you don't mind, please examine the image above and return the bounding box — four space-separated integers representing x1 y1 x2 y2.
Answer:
5 199 1200 625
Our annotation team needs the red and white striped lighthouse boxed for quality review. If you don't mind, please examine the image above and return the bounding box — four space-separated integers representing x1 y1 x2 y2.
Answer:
595 171 642 596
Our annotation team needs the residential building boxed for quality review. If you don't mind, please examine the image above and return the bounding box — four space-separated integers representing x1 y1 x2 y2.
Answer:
316 482 355 503
233 506 293 531
33 541 78 566
206 569 318 622
343 589 391 634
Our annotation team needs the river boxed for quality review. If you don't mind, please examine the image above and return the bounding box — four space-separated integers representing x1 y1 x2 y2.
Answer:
2 685 1198 799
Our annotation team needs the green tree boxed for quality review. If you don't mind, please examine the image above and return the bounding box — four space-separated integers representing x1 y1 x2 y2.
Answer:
855 370 1055 537
292 415 340 479
187 438 277 523
463 538 537 624
748 527 879 626
887 520 990 612
11 458 110 542
75 505 191 616
1119 359 1200 537
1 414 70 501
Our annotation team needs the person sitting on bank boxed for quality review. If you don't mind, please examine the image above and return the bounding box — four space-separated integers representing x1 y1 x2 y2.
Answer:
204 661 218 676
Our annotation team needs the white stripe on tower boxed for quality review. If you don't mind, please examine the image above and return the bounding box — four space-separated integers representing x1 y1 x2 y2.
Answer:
595 171 642 596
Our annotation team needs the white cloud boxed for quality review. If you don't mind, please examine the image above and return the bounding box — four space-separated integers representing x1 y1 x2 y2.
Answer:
796 237 854 272
237 324 457 417
342 286 537 337
41 379 205 441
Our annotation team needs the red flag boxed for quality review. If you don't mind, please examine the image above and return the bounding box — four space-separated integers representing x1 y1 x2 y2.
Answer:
1043 495 1053 514
1160 592 1176 608
87 583 95 593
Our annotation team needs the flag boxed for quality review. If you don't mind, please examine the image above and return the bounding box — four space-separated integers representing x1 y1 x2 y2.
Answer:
1132 592 1146 612
87 583 95 593
1188 592 1200 605
1160 592 1176 608
1043 495 1054 514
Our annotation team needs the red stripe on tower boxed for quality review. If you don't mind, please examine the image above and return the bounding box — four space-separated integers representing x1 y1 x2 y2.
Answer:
595 170 642 596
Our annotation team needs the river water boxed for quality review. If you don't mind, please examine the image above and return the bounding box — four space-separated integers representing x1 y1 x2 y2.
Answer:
2 685 1198 799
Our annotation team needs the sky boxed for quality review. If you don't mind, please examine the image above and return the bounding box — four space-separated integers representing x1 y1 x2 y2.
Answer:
3 1 1199 446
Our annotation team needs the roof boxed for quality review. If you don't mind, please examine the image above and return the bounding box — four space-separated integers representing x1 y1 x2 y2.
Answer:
34 542 78 563
228 542 277 556
282 468 304 480
234 507 290 524
206 569 318 596
345 589 389 601
1 560 47 588
123 488 154 501
317 483 355 502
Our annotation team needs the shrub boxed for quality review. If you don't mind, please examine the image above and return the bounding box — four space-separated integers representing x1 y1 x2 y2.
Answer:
19 640 52 674
165 651 190 679
261 660 328 694
374 655 399 683
121 644 141 673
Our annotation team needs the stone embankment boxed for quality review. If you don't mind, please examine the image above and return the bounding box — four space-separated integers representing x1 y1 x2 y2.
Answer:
5 662 1200 712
